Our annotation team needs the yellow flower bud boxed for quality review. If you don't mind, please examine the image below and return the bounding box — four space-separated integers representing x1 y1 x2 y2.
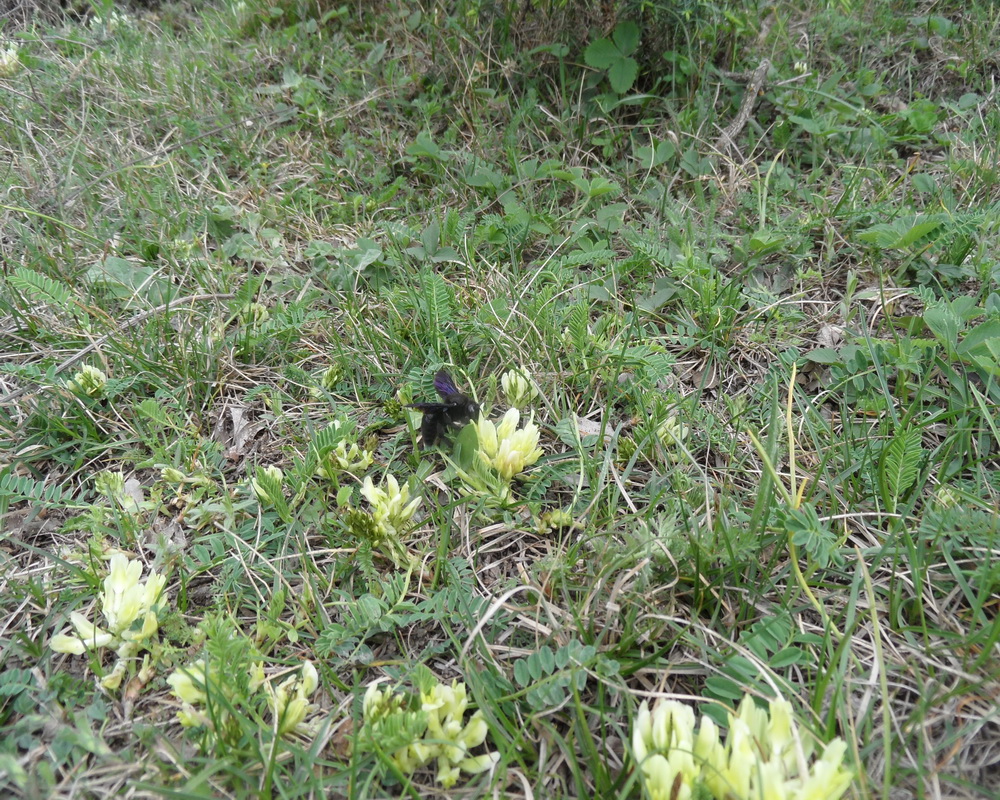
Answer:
501 368 537 409
161 467 187 484
100 661 127 690
167 660 209 705
251 465 284 504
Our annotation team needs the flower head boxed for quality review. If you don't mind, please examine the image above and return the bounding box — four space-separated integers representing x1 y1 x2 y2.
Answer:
656 415 690 448
363 681 408 726
362 677 499 788
0 45 22 77
100 553 167 643
94 470 145 514
633 694 853 800
537 508 576 534
315 420 374 477
266 661 320 737
501 368 537 409
50 554 166 656
309 365 341 397
49 554 168 691
67 364 107 397
361 473 421 538
90 9 133 32
330 440 374 474
161 467 187 484
239 302 269 325
167 659 218 728
167 659 209 705
94 470 126 499
473 408 543 480
251 465 284 504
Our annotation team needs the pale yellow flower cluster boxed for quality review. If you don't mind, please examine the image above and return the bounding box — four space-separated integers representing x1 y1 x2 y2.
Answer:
361 473 421 539
309 365 342 397
161 467 212 487
500 368 537 410
656 415 690 448
89 9 133 32
50 554 167 689
633 694 853 800
536 508 575 534
168 659 320 739
93 469 148 514
239 301 269 325
330 439 374 474
166 659 216 728
265 661 320 737
458 368 544 505
94 470 126 499
67 364 107 397
473 408 543 481
363 679 499 788
0 44 22 77
316 420 374 477
251 465 284 505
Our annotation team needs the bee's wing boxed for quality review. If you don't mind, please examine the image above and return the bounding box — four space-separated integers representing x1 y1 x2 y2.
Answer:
434 370 461 398
407 402 448 411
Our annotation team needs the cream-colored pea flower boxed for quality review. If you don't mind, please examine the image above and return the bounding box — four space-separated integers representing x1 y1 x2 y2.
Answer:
161 467 187 484
93 470 145 514
361 473 421 538
473 408 543 480
101 553 167 643
239 302 269 325
421 680 499 788
167 659 209 705
167 659 215 728
50 612 115 654
332 440 374 474
50 554 166 659
656 415 690 447
315 420 374 477
266 661 320 737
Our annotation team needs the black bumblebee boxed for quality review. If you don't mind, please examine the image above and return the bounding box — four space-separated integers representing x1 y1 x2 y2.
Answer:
407 370 480 445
